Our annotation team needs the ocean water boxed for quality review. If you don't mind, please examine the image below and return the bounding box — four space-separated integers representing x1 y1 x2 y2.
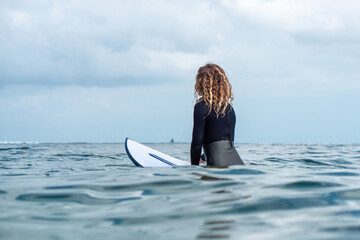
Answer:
1 142 360 240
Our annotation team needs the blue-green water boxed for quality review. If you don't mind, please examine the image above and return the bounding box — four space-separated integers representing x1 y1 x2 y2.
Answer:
1 143 360 240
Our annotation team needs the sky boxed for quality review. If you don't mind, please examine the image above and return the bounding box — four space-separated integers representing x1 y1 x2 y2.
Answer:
0 0 359 143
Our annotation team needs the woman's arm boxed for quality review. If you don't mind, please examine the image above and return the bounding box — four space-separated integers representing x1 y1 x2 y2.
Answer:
190 102 206 165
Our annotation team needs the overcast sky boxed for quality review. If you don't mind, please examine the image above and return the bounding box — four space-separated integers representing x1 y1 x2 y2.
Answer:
1 0 359 143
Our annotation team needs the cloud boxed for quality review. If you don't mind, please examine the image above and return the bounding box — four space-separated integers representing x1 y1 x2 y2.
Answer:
0 0 222 86
0 0 359 91
222 0 344 32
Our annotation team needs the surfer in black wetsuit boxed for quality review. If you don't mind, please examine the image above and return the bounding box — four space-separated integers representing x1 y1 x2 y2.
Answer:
190 63 244 167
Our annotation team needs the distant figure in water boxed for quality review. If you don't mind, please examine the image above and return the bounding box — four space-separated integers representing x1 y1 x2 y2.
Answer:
170 138 174 143
190 63 244 167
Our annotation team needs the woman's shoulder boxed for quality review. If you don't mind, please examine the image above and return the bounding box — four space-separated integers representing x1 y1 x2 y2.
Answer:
194 100 208 109
195 99 206 106
227 103 234 111
194 100 209 114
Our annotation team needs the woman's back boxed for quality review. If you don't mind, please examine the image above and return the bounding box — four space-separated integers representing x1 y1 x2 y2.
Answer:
192 101 235 146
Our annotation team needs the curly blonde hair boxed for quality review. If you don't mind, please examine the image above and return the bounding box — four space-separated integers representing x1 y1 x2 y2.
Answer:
194 63 234 118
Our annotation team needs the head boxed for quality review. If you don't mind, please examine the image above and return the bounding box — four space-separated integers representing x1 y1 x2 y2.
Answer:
194 63 234 117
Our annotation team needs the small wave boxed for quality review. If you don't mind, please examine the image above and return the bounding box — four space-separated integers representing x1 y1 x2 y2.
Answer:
0 166 12 169
220 196 334 214
298 159 330 166
1 173 27 177
0 147 31 151
268 181 342 189
105 164 129 167
31 216 68 222
197 234 230 239
325 144 346 148
81 168 105 171
212 168 265 175
54 153 99 158
196 174 231 181
264 157 287 162
335 210 360 217
0 189 7 194
327 188 360 200
153 173 180 177
16 193 141 205
324 225 360 232
206 195 251 205
302 151 328 155
331 159 353 165
45 180 194 193
105 211 211 226
117 153 128 157
317 171 359 177
53 153 119 161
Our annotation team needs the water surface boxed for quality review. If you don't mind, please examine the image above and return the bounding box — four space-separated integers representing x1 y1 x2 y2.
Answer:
1 143 360 239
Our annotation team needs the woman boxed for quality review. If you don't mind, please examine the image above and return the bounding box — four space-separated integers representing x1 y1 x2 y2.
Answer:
190 63 244 167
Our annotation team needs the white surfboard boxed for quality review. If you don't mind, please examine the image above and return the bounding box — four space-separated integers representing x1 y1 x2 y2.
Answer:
125 138 190 167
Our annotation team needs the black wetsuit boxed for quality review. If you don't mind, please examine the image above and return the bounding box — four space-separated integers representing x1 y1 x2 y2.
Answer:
190 101 243 166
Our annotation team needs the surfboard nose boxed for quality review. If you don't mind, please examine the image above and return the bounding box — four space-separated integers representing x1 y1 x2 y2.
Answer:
125 138 190 167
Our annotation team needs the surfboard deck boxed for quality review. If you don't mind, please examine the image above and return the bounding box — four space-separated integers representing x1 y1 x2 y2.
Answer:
125 138 190 167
